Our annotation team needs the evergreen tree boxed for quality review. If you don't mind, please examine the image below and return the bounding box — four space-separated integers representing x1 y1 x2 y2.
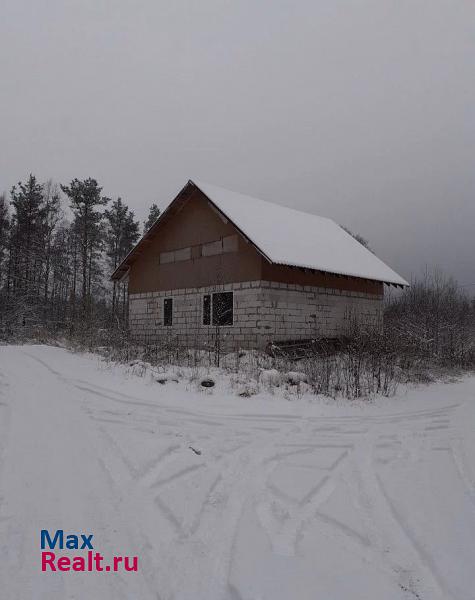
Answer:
143 203 161 233
104 198 139 318
48 222 72 321
41 180 62 304
60 178 108 319
9 174 47 297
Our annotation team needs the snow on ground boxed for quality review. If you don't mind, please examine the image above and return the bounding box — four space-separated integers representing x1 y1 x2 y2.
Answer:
0 344 474 600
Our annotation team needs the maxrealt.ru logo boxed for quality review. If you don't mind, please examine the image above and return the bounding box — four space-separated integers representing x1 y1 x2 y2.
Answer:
41 530 138 572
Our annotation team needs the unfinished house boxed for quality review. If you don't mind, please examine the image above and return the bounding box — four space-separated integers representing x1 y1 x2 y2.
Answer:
111 180 408 350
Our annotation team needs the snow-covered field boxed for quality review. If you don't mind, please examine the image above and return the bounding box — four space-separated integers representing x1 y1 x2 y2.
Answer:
0 345 474 600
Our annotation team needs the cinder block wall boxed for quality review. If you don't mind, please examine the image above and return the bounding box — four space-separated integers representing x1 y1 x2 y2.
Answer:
128 280 383 350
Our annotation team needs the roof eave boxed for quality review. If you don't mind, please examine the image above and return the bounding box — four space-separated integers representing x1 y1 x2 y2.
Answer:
275 262 409 288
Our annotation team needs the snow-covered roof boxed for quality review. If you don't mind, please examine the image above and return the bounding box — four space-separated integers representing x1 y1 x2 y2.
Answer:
193 180 408 286
112 179 408 286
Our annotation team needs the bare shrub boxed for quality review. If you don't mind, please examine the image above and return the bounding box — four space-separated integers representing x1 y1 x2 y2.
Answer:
299 321 400 399
385 270 475 369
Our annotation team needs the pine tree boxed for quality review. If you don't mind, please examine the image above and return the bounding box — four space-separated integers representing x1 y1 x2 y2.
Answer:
41 180 62 305
47 222 71 321
9 174 47 298
143 203 161 233
60 178 108 320
105 198 139 320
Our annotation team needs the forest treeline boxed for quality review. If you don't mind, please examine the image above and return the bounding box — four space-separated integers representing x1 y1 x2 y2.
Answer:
0 174 473 380
0 174 160 333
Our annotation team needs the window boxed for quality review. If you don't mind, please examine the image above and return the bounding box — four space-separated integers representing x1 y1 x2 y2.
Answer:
222 234 238 253
160 251 175 264
173 247 191 262
160 247 191 264
213 292 233 326
164 298 173 326
203 292 233 326
201 235 238 257
160 236 238 263
202 239 223 257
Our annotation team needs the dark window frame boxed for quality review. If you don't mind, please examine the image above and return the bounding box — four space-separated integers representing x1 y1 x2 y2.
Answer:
202 291 234 327
163 298 173 326
203 294 211 325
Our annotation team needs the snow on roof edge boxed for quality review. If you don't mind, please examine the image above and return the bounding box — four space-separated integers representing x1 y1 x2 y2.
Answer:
112 179 409 286
191 179 409 287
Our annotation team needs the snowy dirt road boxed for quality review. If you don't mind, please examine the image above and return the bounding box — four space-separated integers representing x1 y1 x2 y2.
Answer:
0 345 474 600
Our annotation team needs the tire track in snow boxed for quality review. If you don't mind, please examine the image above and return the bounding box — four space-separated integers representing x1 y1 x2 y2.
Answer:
257 442 352 557
16 348 471 600
449 439 475 508
374 471 453 600
72 371 307 598
348 430 453 600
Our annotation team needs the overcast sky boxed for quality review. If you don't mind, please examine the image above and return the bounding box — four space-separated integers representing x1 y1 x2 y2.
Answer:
1 0 474 288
